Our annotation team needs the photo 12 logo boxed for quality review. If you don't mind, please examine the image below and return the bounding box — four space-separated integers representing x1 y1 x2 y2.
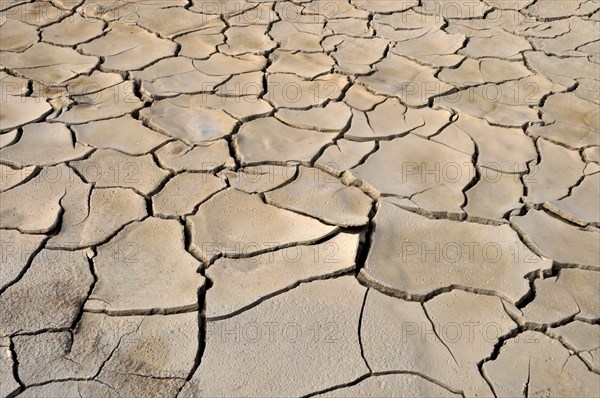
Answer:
206 321 340 344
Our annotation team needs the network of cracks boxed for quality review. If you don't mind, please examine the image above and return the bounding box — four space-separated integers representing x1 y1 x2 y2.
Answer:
0 0 599 397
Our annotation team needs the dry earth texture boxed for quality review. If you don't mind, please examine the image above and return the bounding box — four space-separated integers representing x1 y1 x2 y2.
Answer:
0 0 599 397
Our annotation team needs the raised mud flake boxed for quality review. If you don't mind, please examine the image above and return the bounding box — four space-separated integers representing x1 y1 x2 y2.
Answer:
576 32 599 58
425 290 517 367
268 50 335 79
408 186 467 216
86 218 205 314
435 75 567 127
72 115 167 156
27 71 122 112
51 0 87 11
206 233 360 319
351 134 474 208
79 22 177 71
61 70 124 97
154 140 234 173
343 84 386 111
511 210 599 268
54 81 144 124
151 93 273 123
438 58 532 88
524 138 586 204
372 11 444 41
315 139 376 175
391 30 464 67
180 277 369 397
175 30 224 59
357 53 449 107
266 73 348 109
585 162 600 175
529 17 599 57
521 277 581 325
525 0 599 19
579 41 600 62
192 52 266 76
574 78 600 105
0 337 19 397
0 229 45 291
329 36 389 74
317 373 461 397
0 96 53 133
269 18 325 52
0 164 73 233
216 70 262 96
221 165 297 194
0 42 97 85
545 174 600 227
187 188 337 262
361 289 494 397
71 149 169 195
465 169 523 222
152 172 226 217
265 167 372 227
41 13 104 46
275 101 351 132
136 6 221 38
0 130 24 148
0 122 91 167
139 96 237 145
583 146 600 163
459 9 566 39
131 57 230 98
327 18 371 37
430 122 475 155
236 117 337 164
453 113 537 173
483 332 600 398
345 98 452 141
47 187 147 250
557 269 600 321
220 25 277 55
549 321 600 372
99 313 199 381
524 51 599 88
0 249 93 336
529 92 600 148
0 19 38 52
362 201 551 303
32 90 70 114
460 28 532 60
